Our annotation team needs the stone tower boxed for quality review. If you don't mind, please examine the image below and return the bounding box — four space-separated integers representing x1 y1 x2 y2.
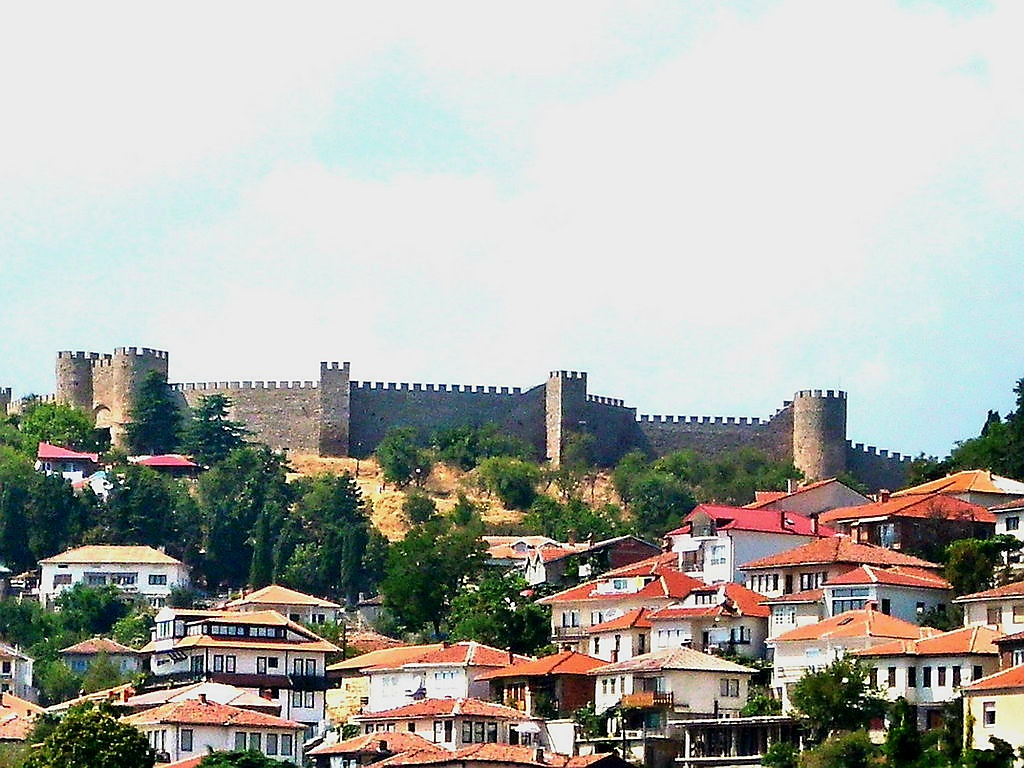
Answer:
791 389 847 481
0 388 10 416
545 370 588 466
319 361 351 457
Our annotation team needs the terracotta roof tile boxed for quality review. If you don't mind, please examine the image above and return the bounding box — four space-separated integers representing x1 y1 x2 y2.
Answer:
122 699 302 729
36 442 99 462
347 631 409 653
740 536 940 571
400 642 530 669
743 478 850 509
309 731 442 756
893 470 1024 498
353 698 529 721
476 651 606 681
39 545 183 565
820 493 995 525
60 637 138 655
225 584 342 609
825 565 952 590
964 665 1024 692
759 588 823 605
772 607 939 643
954 579 1024 603
328 644 444 673
853 626 1001 658
586 608 653 633
590 647 754 675
668 504 835 537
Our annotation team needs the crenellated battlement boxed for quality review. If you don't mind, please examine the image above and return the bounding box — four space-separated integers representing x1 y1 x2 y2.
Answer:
349 380 522 394
58 350 112 362
847 440 912 463
320 361 351 374
636 414 765 425
587 394 625 407
549 370 587 380
172 380 319 391
794 389 847 400
113 347 168 359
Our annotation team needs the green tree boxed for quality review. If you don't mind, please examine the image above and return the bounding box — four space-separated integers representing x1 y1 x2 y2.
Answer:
628 470 696 539
448 573 551 655
761 742 798 768
403 491 437 524
23 704 155 768
375 428 433 487
884 697 921 766
522 495 627 542
477 457 541 510
103 465 179 549
197 750 294 767
33 660 84 706
112 610 155 649
801 730 876 768
55 584 132 636
80 652 128 694
124 371 181 455
788 657 886 745
180 394 249 466
18 402 99 453
432 423 532 470
740 686 782 716
381 517 486 635
0 447 35 572
945 537 1022 596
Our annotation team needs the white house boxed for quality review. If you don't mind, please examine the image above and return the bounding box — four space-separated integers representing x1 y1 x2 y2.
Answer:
586 608 652 663
853 626 1001 730
141 608 338 733
38 545 189 609
35 442 99 481
745 478 870 516
769 605 936 711
0 643 34 701
590 647 755 725
363 642 529 714
224 584 344 625
59 637 142 675
891 470 1024 509
667 504 835 585
122 697 304 764
647 582 770 660
954 580 1024 635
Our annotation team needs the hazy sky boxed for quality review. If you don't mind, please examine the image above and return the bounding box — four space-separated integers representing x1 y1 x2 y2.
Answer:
2 1 1022 459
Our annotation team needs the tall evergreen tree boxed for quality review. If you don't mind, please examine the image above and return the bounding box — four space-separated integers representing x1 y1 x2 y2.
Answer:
124 371 181 455
180 394 249 466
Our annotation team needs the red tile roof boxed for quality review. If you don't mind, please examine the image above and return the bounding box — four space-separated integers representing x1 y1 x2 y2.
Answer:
132 454 199 468
743 478 849 509
740 536 940 571
586 608 652 633
893 470 1024 498
964 665 1024 692
536 567 704 605
122 699 302 729
954 579 1024 603
476 651 606 680
60 637 138 655
353 698 529 721
328 644 444 673
348 630 410 653
224 584 342 609
819 493 995 525
853 626 1001 658
668 504 834 537
36 442 99 462
772 607 939 643
825 565 952 590
400 642 531 669
375 744 606 767
309 731 442 756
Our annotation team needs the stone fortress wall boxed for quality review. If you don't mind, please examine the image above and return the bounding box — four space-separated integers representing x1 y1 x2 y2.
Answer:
3 348 912 491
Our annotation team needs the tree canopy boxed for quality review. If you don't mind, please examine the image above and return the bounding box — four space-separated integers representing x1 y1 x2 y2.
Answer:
788 657 886 745
180 393 249 465
124 371 181 455
23 705 155 768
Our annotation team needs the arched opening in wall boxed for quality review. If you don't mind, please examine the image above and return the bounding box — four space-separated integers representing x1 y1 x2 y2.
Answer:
93 405 113 452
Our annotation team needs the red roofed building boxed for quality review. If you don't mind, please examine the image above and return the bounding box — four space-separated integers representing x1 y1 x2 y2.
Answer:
667 503 836 585
819 492 995 556
769 605 939 710
853 626 1001 730
744 477 870 515
962 664 1024 751
954 579 1024 636
129 454 202 477
308 731 444 768
35 441 99 479
893 469 1024 509
121 697 304 764
0 692 42 742
647 583 771 660
739 536 941 599
523 536 661 588
351 699 539 751
372 743 631 768
60 636 142 675
476 651 605 718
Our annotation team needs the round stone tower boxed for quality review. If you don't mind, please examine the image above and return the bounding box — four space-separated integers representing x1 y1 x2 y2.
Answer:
791 389 847 481
55 351 99 411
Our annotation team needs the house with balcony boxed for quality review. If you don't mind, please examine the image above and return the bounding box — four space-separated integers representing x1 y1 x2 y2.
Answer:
141 608 338 733
646 583 770 660
537 553 705 653
350 698 541 749
892 469 1024 509
363 642 531 714
585 608 652 663
0 643 33 701
38 544 189 609
954 579 1024 635
819 492 995 558
122 696 305 764
667 504 834 585
744 478 870 516
768 605 937 710
853 625 1001 730
590 647 755 732
477 651 603 718
739 536 942 600
326 645 445 724
990 499 1024 568
223 584 344 625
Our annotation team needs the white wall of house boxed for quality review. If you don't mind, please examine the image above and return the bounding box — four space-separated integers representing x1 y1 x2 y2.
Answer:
822 584 950 624
593 669 750 717
650 617 767 660
865 655 998 709
767 603 824 641
137 723 302 764
235 602 342 625
0 649 33 700
770 636 881 711
961 598 1024 635
354 715 529 748
589 628 649 663
366 665 495 713
671 530 821 585
40 561 189 608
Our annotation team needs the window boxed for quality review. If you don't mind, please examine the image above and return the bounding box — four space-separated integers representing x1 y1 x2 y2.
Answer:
887 667 897 688
109 572 137 586
984 701 996 727
248 733 262 751
474 722 485 743
881 599 891 615
952 667 961 687
306 659 316 676
1007 517 1020 531
257 657 267 675
612 579 628 591
268 657 278 669
974 665 984 681
987 607 1001 625
266 733 278 755
191 656 204 673
235 733 247 750
226 655 236 673
180 729 193 752
149 574 168 585
486 722 498 743
281 734 293 756
720 679 740 697
305 691 315 708
1014 605 1024 623
433 722 444 743
907 667 917 688
213 655 224 673
53 574 73 586
293 659 303 676
462 722 473 744
938 667 947 686
869 668 879 688
593 638 601 656
923 667 932 687
291 691 303 707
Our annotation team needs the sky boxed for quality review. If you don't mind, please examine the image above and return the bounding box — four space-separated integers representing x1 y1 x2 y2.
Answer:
2 0 1023 459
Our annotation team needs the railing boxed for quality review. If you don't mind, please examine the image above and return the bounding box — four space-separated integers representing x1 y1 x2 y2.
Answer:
621 691 674 709
553 626 588 640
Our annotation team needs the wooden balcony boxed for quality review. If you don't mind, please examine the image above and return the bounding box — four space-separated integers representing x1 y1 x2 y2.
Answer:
553 626 588 641
621 691 674 709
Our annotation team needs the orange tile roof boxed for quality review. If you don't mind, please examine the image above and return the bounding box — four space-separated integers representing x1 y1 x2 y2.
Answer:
740 536 940 571
722 582 772 618
400 642 531 669
60 637 138 655
309 731 443 757
353 698 529 721
819 493 995 525
225 584 342 609
476 651 606 681
39 544 183 565
954 580 1024 602
537 568 705 606
328 644 444 673
587 608 652 633
0 693 43 719
964 665 1024 693
853 625 1001 658
122 699 302 729
164 758 205 768
590 647 755 675
772 607 939 643
669 503 835 537
375 744 590 767
825 565 952 590
893 470 1024 498
348 630 410 654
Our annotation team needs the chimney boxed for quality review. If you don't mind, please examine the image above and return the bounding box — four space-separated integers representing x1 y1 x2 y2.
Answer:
787 478 798 494
878 489 891 503
534 748 546 764
865 600 878 612
811 513 819 536
779 510 786 530
378 740 389 753
507 647 514 665
198 693 208 705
